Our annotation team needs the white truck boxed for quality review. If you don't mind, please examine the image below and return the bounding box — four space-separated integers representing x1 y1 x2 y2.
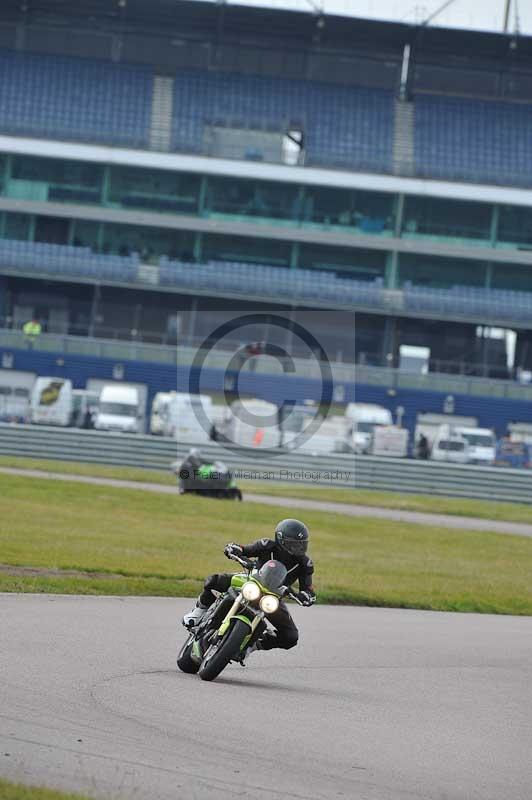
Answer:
0 369 36 422
454 427 496 465
150 392 215 442
150 392 172 435
218 398 280 449
280 403 344 455
369 425 409 457
430 425 469 464
30 377 74 426
94 385 143 433
343 403 394 454
165 392 214 444
507 422 532 445
430 424 496 465
415 413 478 449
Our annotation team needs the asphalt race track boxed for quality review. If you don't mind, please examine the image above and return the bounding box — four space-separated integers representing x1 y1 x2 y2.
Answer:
1 595 531 800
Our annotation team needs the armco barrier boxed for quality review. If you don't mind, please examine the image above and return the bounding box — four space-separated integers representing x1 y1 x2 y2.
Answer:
1 423 532 504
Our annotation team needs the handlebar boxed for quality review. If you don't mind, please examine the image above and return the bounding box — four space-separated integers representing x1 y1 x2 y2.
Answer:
284 588 305 606
228 552 256 571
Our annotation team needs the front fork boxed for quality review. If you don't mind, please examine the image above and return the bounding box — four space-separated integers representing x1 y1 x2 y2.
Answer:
218 593 265 650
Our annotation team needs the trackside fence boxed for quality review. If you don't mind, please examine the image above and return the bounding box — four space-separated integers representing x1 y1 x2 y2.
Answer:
1 423 532 504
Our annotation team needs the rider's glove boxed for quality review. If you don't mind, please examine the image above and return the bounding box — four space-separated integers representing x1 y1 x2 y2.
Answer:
224 542 243 559
297 590 316 606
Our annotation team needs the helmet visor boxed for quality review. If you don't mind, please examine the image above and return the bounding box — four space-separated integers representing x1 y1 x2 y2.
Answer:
281 538 308 556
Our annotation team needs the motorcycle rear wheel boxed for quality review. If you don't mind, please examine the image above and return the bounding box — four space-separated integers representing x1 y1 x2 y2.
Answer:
198 619 250 682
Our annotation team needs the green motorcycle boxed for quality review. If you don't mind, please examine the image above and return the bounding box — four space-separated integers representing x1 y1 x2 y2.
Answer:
177 552 308 681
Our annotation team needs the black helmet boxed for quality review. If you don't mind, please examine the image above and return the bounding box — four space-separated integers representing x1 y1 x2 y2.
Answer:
275 519 309 557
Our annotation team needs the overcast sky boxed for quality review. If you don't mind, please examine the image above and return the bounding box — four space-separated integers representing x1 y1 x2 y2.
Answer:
207 0 531 35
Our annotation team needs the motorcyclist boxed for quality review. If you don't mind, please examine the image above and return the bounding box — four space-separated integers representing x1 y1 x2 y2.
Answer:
176 448 204 492
182 518 316 654
182 447 203 470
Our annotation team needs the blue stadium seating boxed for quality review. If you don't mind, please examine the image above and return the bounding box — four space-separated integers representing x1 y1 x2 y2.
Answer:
403 282 532 323
0 50 153 148
171 70 394 173
0 239 139 282
159 256 385 308
1 45 532 188
2 237 532 322
414 94 532 187
159 258 532 322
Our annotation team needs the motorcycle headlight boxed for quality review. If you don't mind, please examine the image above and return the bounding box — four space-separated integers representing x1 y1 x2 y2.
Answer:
260 595 279 614
242 581 261 602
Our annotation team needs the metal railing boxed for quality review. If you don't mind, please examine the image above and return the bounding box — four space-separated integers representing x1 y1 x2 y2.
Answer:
3 326 532 402
1 423 532 504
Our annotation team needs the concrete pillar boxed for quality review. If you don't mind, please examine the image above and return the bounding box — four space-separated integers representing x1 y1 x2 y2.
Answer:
0 276 7 323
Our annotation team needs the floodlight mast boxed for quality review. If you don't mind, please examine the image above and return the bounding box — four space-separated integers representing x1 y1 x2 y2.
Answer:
420 0 458 28
303 0 323 13
504 0 512 32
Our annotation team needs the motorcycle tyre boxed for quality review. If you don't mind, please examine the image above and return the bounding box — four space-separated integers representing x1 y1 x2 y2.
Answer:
177 633 200 674
198 619 250 682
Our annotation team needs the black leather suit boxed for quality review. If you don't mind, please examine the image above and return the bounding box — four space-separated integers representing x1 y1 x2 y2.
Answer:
199 538 315 650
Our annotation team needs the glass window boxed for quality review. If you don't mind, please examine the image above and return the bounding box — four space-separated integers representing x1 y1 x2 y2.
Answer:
303 186 394 234
99 402 136 416
72 220 100 250
11 155 103 204
101 223 195 262
108 166 200 214
205 176 300 222
4 212 32 241
461 433 495 447
0 154 6 194
498 206 532 248
299 244 386 281
203 234 291 266
437 440 465 452
34 216 70 245
402 196 492 243
492 264 532 293
398 255 487 288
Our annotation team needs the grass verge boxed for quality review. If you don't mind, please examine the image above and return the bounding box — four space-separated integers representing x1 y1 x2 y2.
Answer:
0 778 92 800
2 472 532 614
0 454 176 485
1 454 531 523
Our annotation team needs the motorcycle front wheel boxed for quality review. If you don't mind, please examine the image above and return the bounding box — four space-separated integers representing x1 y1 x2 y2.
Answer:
177 633 200 674
198 619 250 682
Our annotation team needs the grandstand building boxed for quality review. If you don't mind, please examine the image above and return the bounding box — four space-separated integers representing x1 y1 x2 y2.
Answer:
1 0 532 397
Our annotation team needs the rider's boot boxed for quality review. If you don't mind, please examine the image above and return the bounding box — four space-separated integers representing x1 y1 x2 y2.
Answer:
182 600 208 628
238 639 262 666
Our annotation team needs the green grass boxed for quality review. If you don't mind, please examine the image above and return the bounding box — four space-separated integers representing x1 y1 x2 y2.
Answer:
1 454 531 523
0 778 92 800
239 481 532 523
0 455 176 486
1 471 532 614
